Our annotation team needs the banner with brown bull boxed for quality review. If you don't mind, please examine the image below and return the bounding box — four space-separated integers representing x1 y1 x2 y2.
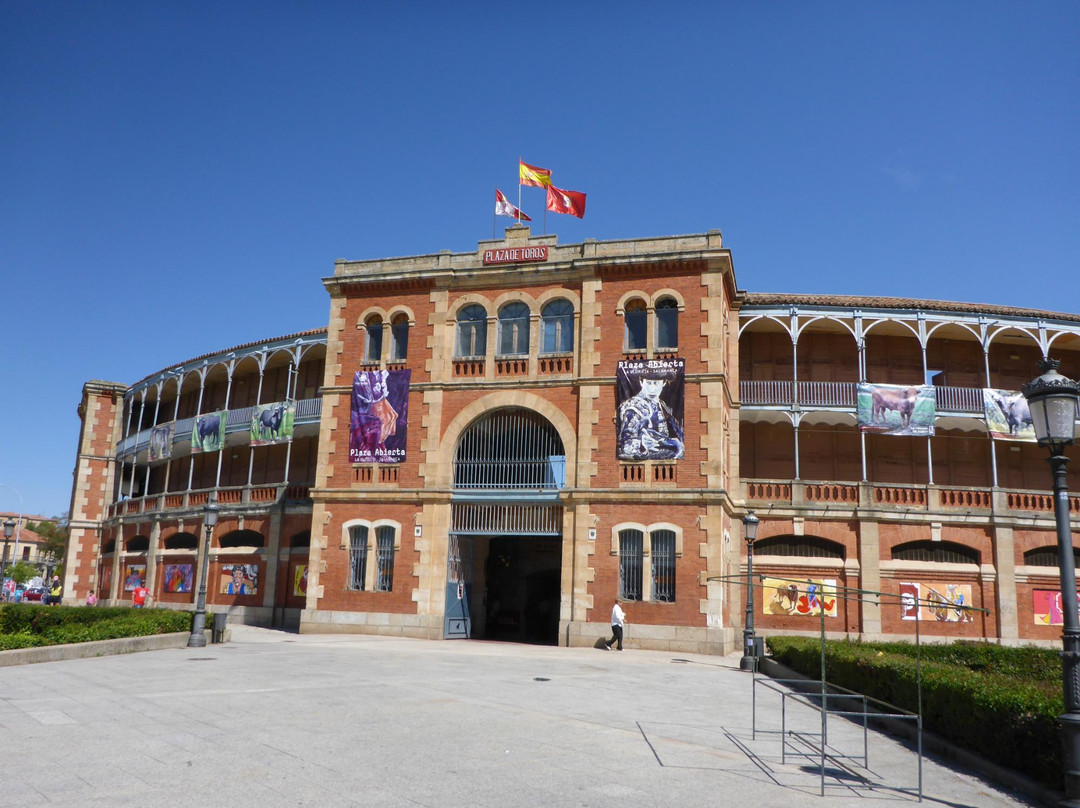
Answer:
856 383 936 436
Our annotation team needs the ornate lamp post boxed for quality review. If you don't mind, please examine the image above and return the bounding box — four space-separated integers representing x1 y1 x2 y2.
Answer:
1022 357 1080 803
187 495 220 648
739 510 760 671
2 519 14 600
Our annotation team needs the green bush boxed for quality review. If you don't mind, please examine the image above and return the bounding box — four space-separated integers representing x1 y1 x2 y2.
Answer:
0 603 191 646
766 636 1063 788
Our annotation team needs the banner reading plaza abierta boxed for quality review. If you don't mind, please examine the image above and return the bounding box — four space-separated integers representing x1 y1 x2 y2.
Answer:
615 358 685 461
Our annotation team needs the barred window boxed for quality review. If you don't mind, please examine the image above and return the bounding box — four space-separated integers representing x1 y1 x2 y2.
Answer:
1024 546 1080 568
755 536 845 560
498 302 530 356
365 316 383 363
456 304 487 358
541 299 574 354
375 525 395 592
619 528 643 601
348 525 368 590
651 529 676 602
655 297 679 350
390 314 409 362
892 541 979 565
624 299 647 351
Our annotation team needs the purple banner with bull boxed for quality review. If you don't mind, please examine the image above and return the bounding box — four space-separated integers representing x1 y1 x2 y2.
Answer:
856 383 935 436
983 388 1036 442
349 369 410 463
250 400 295 446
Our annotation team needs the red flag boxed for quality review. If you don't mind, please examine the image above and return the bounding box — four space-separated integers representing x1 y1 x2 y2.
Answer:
519 160 552 188
546 184 586 218
495 188 531 221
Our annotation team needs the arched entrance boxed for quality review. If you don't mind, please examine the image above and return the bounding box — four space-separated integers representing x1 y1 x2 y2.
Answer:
445 407 565 645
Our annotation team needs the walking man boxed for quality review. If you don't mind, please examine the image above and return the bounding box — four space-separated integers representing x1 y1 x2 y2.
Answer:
604 601 626 651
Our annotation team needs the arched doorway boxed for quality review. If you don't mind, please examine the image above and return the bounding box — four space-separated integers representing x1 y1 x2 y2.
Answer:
445 407 565 645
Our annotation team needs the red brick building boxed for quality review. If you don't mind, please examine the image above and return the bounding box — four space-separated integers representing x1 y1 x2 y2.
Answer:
64 228 1080 652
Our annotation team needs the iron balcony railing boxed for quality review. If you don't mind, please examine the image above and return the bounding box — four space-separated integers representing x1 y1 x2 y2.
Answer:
739 381 984 413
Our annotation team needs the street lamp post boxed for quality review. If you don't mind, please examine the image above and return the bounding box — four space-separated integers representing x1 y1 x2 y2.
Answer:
1022 357 1080 804
187 495 220 648
740 510 760 671
2 519 14 601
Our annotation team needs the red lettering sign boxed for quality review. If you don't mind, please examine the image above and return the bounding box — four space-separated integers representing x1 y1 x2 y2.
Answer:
482 246 549 265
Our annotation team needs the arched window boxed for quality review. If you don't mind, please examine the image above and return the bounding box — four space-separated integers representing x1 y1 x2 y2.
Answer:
619 528 643 601
349 525 368 591
456 304 487 358
498 302 530 357
651 528 676 602
1024 546 1080 567
656 297 679 350
755 536 846 560
218 530 266 549
892 541 979 565
375 525 396 592
364 315 383 363
164 533 198 551
453 408 565 490
541 299 574 354
390 313 409 362
126 536 150 553
624 299 647 351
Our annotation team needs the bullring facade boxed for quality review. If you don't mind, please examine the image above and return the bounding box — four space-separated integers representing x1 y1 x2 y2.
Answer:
64 227 1080 653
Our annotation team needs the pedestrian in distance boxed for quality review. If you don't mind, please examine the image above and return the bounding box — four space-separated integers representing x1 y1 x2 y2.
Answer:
86 591 98 607
132 581 150 608
604 601 626 651
47 575 62 606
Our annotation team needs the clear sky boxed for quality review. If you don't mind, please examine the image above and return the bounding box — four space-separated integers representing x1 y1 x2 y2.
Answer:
2 2 1077 517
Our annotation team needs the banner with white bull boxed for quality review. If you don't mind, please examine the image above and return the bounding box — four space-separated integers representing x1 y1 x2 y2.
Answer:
856 383 936 436
249 400 296 446
982 388 1036 442
191 410 227 454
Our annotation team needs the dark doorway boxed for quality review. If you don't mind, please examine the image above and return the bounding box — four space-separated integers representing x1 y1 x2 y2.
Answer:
477 536 561 645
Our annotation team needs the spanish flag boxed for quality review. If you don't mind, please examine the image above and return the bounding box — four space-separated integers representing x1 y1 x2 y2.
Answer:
519 160 552 188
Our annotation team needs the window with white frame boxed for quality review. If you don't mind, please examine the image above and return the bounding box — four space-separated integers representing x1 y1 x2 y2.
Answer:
624 299 647 351
348 525 368 590
364 315 383 363
618 528 643 601
390 313 409 362
651 529 676 602
541 299 574 354
498 302 530 357
456 304 488 358
375 525 396 592
655 297 679 350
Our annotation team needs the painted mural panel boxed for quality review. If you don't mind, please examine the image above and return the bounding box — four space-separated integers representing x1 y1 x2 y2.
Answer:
1033 589 1080 626
220 563 258 595
899 582 974 622
983 389 1035 442
763 577 838 617
123 564 146 591
163 563 194 593
856 383 935 436
349 369 410 463
615 358 685 461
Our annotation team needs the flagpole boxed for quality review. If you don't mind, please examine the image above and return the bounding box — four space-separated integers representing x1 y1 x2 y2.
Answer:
518 156 522 218
493 188 497 239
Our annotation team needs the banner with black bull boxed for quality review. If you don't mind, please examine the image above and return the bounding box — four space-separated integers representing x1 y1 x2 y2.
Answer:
250 400 295 446
349 369 410 463
615 358 685 461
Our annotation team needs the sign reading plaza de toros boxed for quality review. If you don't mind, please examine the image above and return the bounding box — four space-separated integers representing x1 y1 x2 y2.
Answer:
482 245 549 265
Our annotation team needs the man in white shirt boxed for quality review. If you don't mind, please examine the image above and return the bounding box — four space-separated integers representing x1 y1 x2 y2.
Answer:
604 602 626 651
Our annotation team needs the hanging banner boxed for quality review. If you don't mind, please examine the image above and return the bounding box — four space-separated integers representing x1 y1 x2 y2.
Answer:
220 563 259 595
1033 589 1080 626
123 564 147 592
615 358 685 461
293 564 308 597
349 369 410 463
762 577 838 617
149 422 174 461
250 400 296 446
192 411 227 453
899 582 974 622
163 563 194 593
857 383 935 436
983 389 1036 442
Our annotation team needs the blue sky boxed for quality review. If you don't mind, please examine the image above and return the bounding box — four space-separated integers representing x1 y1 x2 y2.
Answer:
2 2 1077 517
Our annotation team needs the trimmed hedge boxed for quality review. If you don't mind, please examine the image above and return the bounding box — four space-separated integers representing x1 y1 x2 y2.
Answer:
0 603 191 650
766 636 1063 788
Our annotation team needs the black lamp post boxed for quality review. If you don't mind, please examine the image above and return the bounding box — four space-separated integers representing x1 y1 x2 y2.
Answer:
2 519 14 600
1022 357 1080 804
740 510 760 671
187 495 219 648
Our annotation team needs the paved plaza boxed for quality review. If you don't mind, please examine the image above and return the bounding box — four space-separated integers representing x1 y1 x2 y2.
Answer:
0 626 1047 807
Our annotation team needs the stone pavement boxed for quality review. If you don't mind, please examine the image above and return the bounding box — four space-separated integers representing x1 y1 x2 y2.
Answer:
0 626 1047 807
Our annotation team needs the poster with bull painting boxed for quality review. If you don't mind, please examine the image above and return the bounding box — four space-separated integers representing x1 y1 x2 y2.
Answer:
250 400 295 446
149 422 174 461
856 383 936 436
349 369 410 463
1033 589 1080 626
899 582 974 622
615 358 685 461
762 577 838 617
983 389 1036 442
192 411 227 453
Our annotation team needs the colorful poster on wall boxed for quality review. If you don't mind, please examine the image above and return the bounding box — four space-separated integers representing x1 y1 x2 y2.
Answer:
250 400 296 446
192 411 227 454
220 563 259 595
615 358 685 461
762 577 838 617
293 564 308 597
899 582 974 622
123 564 147 591
163 563 194 593
856 383 935 436
149 422 174 461
349 369 410 463
983 389 1036 442
1033 589 1080 626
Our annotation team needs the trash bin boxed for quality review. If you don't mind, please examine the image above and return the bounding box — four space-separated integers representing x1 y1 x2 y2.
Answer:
211 612 228 644
753 636 764 659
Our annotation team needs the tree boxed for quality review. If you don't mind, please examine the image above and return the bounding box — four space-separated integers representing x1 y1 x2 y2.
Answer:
25 519 68 568
6 561 37 586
